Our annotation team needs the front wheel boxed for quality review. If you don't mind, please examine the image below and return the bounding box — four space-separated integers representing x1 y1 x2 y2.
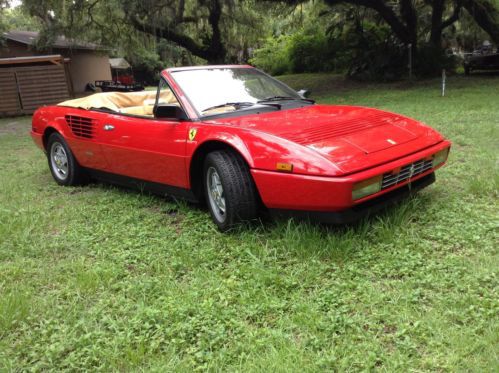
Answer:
47 132 88 186
203 150 258 231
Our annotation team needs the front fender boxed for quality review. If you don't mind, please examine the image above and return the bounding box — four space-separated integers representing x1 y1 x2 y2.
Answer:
186 123 339 177
189 129 255 168
32 107 73 149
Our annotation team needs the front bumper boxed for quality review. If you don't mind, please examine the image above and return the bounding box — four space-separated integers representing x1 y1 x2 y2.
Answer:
30 131 45 151
251 140 450 211
270 172 435 224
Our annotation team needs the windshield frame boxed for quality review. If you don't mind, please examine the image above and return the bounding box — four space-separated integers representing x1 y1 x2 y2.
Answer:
167 66 307 119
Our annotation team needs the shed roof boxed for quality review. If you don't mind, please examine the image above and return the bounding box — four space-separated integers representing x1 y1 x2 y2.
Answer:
109 57 131 69
3 30 104 51
0 54 66 66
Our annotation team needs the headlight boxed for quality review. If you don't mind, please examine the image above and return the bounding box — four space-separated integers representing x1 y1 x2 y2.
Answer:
352 175 382 200
433 148 449 168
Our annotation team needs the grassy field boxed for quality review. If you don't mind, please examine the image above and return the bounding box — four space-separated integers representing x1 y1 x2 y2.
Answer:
0 74 498 371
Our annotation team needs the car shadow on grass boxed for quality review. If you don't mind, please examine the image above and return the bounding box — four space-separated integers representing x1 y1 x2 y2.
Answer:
97 180 434 262
87 177 434 238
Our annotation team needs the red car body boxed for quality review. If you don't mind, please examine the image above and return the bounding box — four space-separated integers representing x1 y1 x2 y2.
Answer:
31 65 451 225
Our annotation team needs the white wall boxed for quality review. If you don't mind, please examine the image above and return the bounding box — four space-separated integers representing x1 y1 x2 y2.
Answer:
68 51 111 93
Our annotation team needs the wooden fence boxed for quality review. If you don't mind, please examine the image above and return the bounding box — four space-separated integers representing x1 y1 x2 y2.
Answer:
0 64 70 117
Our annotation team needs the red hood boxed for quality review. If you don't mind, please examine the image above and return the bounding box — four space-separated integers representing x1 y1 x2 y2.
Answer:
206 105 444 175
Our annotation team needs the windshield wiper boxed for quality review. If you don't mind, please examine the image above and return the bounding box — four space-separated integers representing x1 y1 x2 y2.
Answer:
201 102 255 113
258 96 315 104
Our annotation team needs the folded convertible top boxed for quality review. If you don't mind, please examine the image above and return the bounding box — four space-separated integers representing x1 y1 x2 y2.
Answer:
58 90 177 116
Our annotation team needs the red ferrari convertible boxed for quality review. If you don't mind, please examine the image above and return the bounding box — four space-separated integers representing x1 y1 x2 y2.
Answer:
31 65 450 231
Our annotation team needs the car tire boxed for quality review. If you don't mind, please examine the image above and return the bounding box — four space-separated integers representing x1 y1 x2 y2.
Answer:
203 150 258 231
47 132 88 186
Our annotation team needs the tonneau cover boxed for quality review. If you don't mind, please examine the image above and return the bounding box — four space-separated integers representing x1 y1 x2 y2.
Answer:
58 90 177 116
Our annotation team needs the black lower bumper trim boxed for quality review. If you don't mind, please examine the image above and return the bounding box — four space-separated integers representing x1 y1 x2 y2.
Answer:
86 168 198 202
270 172 436 224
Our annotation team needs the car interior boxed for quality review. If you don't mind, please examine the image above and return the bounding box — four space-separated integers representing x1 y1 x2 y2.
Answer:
58 89 179 117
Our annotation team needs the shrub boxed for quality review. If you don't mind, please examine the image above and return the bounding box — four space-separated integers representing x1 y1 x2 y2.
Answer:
250 27 338 75
249 36 291 75
415 44 457 78
344 23 408 81
287 31 334 73
251 23 457 80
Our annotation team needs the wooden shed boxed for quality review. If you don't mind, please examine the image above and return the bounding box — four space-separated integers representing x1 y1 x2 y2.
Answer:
2 31 112 93
0 55 71 117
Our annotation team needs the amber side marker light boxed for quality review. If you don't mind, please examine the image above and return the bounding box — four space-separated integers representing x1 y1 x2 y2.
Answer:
276 162 293 172
433 148 449 168
352 175 382 200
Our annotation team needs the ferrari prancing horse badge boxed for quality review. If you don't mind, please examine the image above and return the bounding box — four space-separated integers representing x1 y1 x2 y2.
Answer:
188 128 197 141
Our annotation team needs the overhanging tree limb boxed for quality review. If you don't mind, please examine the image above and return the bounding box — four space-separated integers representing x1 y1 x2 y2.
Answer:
323 0 413 44
127 0 227 63
462 0 499 44
130 16 213 60
276 0 413 44
441 0 463 30
430 0 463 46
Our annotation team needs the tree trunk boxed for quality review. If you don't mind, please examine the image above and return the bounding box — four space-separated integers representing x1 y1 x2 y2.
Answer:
205 0 226 63
400 0 418 44
430 0 445 46
463 0 499 45
429 0 464 47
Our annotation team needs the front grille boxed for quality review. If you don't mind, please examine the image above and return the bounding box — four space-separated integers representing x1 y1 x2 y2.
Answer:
65 115 94 139
381 158 433 190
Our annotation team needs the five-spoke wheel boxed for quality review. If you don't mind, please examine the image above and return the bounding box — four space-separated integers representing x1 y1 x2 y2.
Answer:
203 150 258 231
50 142 69 181
46 132 87 186
206 166 226 223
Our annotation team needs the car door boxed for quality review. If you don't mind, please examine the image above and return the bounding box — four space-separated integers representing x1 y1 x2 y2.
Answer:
97 79 190 188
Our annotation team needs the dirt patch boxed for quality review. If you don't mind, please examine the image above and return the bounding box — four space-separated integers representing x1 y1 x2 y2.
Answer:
0 117 32 136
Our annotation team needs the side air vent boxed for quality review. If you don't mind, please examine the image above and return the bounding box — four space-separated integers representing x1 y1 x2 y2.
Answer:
65 115 94 139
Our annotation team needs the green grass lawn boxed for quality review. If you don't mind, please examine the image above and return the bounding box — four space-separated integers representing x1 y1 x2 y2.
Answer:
1 74 498 371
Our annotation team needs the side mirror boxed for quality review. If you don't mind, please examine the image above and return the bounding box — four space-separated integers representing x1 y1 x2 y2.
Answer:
153 104 188 120
297 89 311 99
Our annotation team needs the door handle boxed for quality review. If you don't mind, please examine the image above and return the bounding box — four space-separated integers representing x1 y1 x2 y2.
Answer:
103 124 115 131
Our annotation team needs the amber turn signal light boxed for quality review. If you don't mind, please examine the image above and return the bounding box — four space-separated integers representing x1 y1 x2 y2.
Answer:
276 162 293 172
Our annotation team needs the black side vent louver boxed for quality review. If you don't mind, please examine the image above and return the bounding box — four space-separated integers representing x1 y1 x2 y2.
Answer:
65 115 94 139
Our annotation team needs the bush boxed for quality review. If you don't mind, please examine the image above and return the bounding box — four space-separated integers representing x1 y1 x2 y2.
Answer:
250 27 338 75
249 36 291 75
344 23 408 81
251 23 457 80
287 31 334 73
415 44 457 77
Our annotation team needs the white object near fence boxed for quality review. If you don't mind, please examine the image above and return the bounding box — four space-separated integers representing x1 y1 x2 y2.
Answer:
442 69 446 97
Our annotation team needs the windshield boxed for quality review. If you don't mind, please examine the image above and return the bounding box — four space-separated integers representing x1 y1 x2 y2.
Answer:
170 68 302 116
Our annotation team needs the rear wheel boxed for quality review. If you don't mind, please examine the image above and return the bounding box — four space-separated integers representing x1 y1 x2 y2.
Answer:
203 150 258 231
47 133 87 186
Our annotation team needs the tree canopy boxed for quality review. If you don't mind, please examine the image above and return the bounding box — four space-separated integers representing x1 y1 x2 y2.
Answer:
3 0 499 79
